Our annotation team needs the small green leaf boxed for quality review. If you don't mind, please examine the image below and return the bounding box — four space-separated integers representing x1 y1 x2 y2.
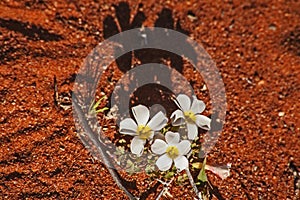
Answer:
115 146 125 156
145 164 155 174
176 173 188 184
164 171 174 179
89 96 108 114
197 158 207 182
95 107 109 113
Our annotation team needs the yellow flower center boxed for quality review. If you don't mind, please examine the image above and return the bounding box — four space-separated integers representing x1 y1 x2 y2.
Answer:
166 146 179 159
137 125 152 140
184 110 196 123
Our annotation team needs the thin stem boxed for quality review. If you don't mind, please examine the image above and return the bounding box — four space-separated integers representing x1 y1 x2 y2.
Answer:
185 168 203 200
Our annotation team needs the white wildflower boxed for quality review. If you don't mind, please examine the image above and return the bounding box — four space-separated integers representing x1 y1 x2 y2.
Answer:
151 131 191 171
170 94 211 140
119 105 168 156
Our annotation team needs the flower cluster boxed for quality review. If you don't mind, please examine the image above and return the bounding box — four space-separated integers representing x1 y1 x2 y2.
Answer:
119 94 211 172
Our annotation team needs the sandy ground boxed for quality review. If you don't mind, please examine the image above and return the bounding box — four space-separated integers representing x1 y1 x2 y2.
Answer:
0 0 299 199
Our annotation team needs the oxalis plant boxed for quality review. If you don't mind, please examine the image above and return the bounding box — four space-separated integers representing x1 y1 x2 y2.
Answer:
90 93 231 199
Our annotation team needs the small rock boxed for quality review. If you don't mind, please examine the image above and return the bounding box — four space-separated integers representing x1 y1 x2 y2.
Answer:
187 10 197 22
257 80 265 86
268 24 277 31
201 84 207 91
278 112 285 117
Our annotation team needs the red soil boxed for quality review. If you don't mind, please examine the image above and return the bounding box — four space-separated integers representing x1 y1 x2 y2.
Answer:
0 0 299 199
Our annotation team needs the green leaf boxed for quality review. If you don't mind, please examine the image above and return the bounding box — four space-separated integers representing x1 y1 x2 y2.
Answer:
176 174 188 184
145 164 155 174
197 158 207 182
164 171 174 179
89 96 108 114
95 107 109 113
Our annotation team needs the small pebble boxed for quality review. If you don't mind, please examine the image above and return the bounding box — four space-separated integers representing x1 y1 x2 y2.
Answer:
268 24 277 31
278 112 285 117
201 84 207 91
257 80 265 86
187 11 197 21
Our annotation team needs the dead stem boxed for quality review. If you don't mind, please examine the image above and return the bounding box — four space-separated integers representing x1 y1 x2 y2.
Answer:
72 95 137 200
155 177 175 200
185 168 203 200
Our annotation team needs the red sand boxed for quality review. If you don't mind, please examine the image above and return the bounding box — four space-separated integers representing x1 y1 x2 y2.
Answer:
0 0 299 199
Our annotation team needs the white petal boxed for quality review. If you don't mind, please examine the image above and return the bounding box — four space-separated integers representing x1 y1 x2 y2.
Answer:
196 115 211 130
176 94 191 111
205 164 231 180
151 139 167 155
174 156 189 171
191 96 205 114
165 131 180 144
130 136 146 156
119 118 137 135
187 123 198 140
156 154 172 171
147 111 168 131
170 110 185 126
132 105 149 125
176 140 191 155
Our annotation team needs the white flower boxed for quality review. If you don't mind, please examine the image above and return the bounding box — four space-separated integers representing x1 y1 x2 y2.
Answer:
119 105 168 156
170 94 211 140
151 131 191 171
205 163 231 180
